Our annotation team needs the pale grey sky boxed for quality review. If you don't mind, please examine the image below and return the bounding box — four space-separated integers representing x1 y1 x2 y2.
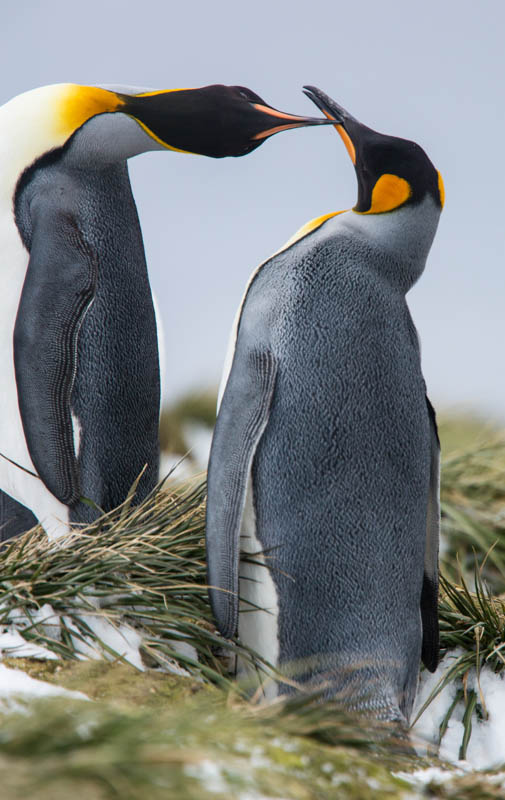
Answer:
2 1 504 418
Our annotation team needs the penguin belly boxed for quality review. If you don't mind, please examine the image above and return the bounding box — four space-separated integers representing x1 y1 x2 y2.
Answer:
0 161 159 536
64 165 160 524
240 242 431 721
255 361 428 718
237 479 280 699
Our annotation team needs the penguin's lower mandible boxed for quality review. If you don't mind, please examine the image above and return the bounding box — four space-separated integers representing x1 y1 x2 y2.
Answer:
206 86 444 724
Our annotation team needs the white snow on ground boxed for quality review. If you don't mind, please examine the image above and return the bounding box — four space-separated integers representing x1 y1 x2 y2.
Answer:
62 614 145 670
398 766 505 794
0 629 57 660
2 601 145 669
412 649 462 752
1 597 200 677
0 602 61 659
412 648 505 769
396 766 465 786
7 602 62 642
0 663 87 709
165 629 198 664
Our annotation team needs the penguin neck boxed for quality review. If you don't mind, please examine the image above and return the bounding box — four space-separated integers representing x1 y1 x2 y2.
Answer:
63 112 165 167
0 84 164 212
341 195 441 292
0 85 71 209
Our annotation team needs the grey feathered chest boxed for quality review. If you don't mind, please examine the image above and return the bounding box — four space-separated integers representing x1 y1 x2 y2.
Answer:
14 158 160 523
243 230 430 492
206 208 440 722
242 227 430 706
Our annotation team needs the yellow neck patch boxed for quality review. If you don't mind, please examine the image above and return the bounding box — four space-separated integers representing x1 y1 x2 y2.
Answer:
357 173 412 215
437 171 445 208
57 85 125 138
278 211 346 253
59 86 196 155
127 117 195 155
133 88 192 97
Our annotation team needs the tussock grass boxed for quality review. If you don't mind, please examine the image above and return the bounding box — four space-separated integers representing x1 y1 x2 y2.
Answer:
440 434 505 593
0 692 419 800
0 478 246 685
414 571 505 758
416 418 505 758
1 413 505 792
3 687 505 799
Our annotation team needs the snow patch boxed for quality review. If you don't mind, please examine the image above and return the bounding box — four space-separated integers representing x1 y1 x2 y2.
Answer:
1 598 146 670
0 602 61 659
184 759 228 793
412 649 505 769
62 614 145 670
0 663 87 710
1 595 201 677
165 629 198 663
395 766 465 787
412 649 462 751
0 629 58 660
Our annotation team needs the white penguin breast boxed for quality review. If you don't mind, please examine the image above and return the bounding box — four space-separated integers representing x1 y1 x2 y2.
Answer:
0 217 33 468
0 213 69 537
238 480 280 700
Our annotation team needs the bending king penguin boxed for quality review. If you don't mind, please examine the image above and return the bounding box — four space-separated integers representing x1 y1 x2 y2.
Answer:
206 86 443 723
0 82 329 539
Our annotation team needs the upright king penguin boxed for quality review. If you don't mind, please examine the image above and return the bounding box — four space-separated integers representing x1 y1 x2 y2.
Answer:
0 82 330 540
206 86 444 723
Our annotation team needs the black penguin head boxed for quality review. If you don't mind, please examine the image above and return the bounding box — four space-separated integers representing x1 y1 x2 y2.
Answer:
303 86 445 214
119 84 331 158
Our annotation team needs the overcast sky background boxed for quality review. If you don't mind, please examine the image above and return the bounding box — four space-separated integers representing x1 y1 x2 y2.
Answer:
2 1 504 420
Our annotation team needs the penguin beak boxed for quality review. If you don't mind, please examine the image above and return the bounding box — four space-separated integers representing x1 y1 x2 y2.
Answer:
302 86 358 165
250 102 335 141
122 86 335 157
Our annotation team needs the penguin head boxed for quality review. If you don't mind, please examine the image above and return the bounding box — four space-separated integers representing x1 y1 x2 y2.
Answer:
0 83 332 189
302 86 445 214
118 84 331 158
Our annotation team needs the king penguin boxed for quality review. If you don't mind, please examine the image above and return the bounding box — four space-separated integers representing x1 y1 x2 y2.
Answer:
0 82 329 540
206 86 444 723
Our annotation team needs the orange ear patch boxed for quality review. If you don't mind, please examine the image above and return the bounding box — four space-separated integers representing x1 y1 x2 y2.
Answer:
58 86 125 137
359 173 412 214
438 171 445 209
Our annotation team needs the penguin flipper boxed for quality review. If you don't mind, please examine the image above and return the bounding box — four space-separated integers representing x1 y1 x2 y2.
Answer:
206 348 277 639
14 207 97 505
421 396 440 672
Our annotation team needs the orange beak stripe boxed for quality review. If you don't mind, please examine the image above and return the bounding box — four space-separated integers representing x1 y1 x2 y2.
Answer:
337 126 356 165
252 103 309 122
252 121 310 141
320 108 356 165
251 103 321 141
